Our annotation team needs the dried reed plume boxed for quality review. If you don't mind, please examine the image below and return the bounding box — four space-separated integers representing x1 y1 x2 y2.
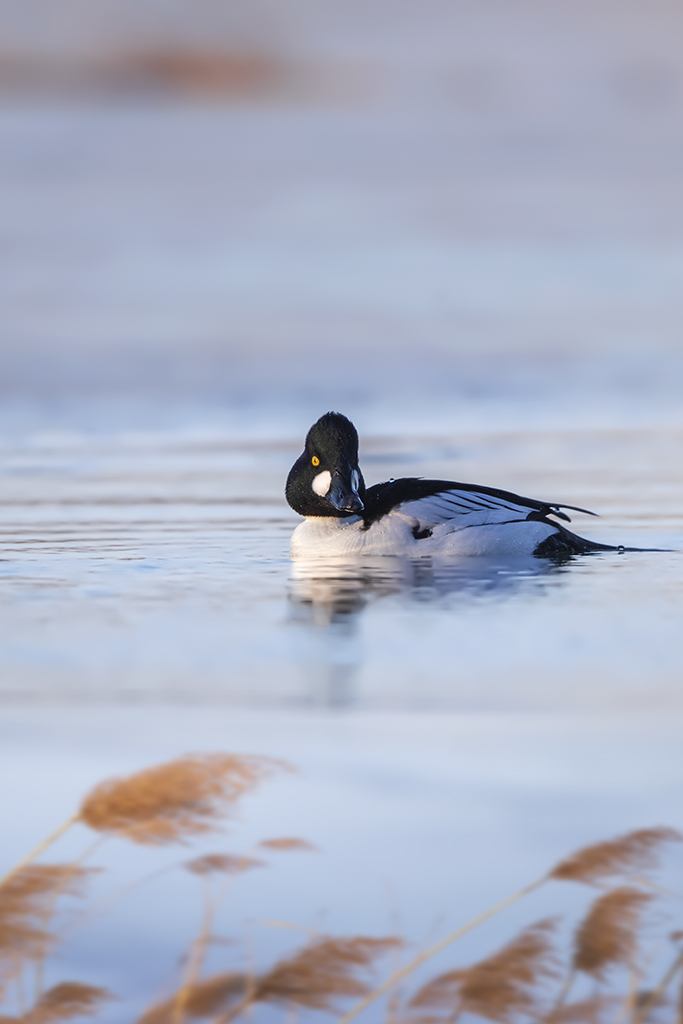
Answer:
549 829 681 886
4 752 682 1024
185 854 263 877
136 973 248 1024
408 919 559 1023
259 838 316 853
1 754 286 892
336 880 548 1024
544 995 614 1023
138 936 399 1024
631 946 683 1024
337 828 680 1024
572 886 653 979
17 982 110 1023
79 754 282 845
0 866 93 973
253 935 402 1013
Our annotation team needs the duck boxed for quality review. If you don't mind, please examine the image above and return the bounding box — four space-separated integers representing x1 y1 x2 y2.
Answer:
286 411 629 559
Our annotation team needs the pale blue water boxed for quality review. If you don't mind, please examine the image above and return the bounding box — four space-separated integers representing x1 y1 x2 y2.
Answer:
1 415 681 1020
0 421 681 706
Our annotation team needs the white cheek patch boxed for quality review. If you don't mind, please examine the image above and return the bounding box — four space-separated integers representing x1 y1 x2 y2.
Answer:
312 470 332 497
351 469 359 492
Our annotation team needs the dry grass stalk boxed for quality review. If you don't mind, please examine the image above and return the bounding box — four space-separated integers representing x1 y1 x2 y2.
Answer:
336 878 545 1024
254 936 401 1011
140 936 399 1024
79 754 283 845
20 982 110 1023
185 855 263 877
136 973 248 1024
549 829 681 886
173 847 269 1023
632 947 683 1024
0 866 93 974
207 935 401 1024
258 839 316 853
408 919 559 1023
1 754 285 892
173 858 253 1022
632 988 668 1023
572 887 652 979
0 821 80 893
336 828 678 1024
543 995 613 1023
0 982 111 1023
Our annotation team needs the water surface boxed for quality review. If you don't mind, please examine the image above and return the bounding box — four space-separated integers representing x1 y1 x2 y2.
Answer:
2 420 681 1020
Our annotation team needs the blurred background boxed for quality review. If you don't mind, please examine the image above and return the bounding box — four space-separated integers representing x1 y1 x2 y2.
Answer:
1 2 682 1019
2 0 683 434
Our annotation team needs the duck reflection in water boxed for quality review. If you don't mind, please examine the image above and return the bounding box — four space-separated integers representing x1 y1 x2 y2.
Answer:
287 555 566 707
289 553 565 627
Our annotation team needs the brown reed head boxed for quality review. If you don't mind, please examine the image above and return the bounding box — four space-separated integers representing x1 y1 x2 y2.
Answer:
633 988 668 1019
21 982 111 1023
0 865 94 972
255 935 401 1011
137 937 399 1023
259 838 316 852
549 828 681 886
408 919 559 1024
185 854 264 876
544 995 613 1023
79 753 284 845
136 972 248 1024
572 886 653 979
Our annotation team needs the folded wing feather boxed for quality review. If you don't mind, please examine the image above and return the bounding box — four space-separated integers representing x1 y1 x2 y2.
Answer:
363 478 596 532
394 489 595 532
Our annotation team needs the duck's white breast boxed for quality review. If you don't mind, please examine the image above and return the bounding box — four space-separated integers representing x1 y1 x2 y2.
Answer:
290 513 417 557
290 512 558 558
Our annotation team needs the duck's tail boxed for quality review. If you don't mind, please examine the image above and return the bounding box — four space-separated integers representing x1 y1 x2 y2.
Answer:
533 523 669 560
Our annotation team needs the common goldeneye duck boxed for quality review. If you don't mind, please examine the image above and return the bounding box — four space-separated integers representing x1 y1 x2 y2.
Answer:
286 412 635 559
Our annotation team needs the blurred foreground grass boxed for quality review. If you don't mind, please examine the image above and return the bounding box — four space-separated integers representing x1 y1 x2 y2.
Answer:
1 753 681 1023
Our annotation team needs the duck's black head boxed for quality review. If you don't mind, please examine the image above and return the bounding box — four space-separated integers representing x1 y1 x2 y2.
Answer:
286 412 366 518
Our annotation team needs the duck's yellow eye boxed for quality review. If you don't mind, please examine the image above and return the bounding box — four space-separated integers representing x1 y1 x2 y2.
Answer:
311 456 320 467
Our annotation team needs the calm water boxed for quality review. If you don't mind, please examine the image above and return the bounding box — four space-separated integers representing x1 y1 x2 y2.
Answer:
1 414 682 1019
0 420 681 707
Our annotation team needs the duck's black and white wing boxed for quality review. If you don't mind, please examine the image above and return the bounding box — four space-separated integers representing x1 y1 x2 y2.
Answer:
363 478 596 532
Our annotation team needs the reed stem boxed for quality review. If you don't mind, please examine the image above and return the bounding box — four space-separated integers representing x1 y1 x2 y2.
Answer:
335 878 545 1024
173 879 215 1024
632 948 683 1024
0 814 81 890
550 968 576 1016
